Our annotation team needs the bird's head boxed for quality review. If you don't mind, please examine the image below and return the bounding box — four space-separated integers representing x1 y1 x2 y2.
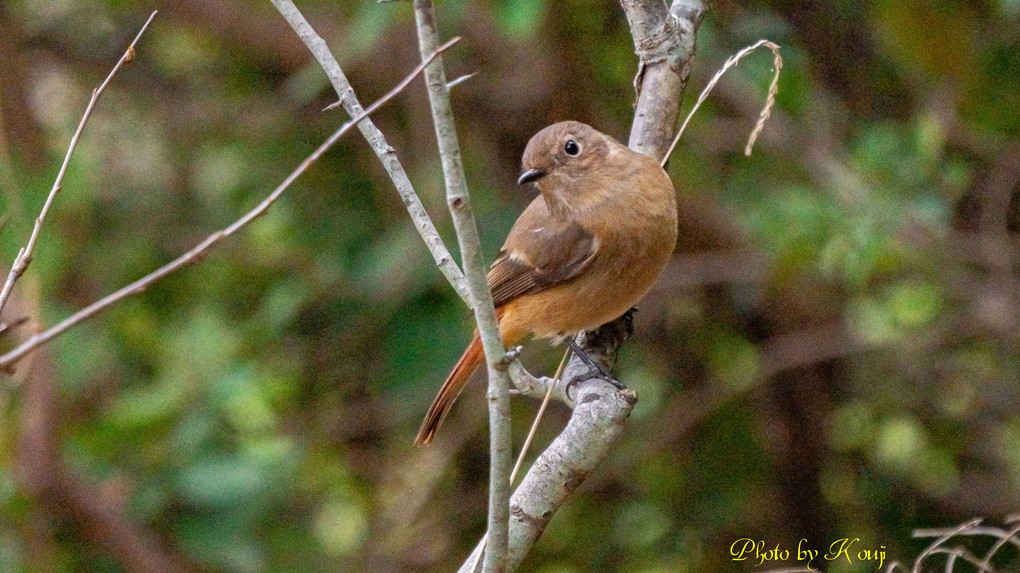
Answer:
517 121 612 192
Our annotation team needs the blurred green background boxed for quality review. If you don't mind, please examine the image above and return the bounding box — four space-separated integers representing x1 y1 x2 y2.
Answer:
0 0 1018 571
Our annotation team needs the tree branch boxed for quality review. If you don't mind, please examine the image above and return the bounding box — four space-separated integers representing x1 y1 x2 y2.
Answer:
0 37 460 373
622 0 705 160
459 314 638 572
0 11 158 321
269 0 472 307
411 1 512 570
516 316 636 569
508 357 572 406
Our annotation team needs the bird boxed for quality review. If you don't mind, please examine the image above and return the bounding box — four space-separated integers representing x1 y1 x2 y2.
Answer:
415 120 678 447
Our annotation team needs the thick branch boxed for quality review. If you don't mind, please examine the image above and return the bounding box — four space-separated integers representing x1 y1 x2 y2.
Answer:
0 38 458 372
622 0 706 160
460 315 637 573
270 0 472 307
507 384 636 568
411 1 512 570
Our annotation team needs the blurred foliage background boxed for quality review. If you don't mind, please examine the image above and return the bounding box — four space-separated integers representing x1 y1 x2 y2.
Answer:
0 0 1018 571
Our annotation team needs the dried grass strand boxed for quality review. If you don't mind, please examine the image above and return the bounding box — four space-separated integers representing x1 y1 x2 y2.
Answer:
661 38 782 167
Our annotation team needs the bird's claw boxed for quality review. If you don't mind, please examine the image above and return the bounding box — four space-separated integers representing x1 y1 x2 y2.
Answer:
563 367 625 401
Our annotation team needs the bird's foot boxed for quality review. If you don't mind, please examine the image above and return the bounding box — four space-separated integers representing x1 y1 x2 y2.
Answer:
562 336 625 400
503 345 523 363
563 366 625 401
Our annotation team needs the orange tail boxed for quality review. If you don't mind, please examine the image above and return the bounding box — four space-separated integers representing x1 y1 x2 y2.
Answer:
415 331 485 447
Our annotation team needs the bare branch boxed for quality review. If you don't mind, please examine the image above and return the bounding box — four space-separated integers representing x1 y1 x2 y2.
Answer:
510 351 569 485
913 519 1020 571
913 518 985 571
457 312 638 573
459 379 636 573
508 358 572 406
446 72 478 90
460 356 566 573
270 0 472 307
0 11 158 319
0 37 460 373
411 1 512 570
621 0 706 160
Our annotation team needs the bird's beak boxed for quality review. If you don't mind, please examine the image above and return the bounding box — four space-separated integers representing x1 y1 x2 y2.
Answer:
517 168 546 185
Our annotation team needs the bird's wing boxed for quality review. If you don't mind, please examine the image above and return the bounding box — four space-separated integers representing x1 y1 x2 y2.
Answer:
487 198 598 308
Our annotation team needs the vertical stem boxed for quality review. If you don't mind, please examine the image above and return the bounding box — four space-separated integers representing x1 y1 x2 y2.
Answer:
620 0 705 159
412 1 511 571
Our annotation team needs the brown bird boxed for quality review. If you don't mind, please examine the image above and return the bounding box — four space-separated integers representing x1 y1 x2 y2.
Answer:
415 121 677 447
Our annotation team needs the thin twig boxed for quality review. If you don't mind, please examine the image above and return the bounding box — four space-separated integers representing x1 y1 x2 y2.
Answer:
0 11 159 319
411 2 512 571
925 548 995 573
270 0 472 307
979 522 1020 570
0 37 460 373
446 72 477 90
912 518 983 573
914 519 1020 571
661 38 782 167
0 316 29 338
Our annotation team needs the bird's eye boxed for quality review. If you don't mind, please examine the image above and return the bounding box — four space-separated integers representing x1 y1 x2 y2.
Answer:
564 139 580 156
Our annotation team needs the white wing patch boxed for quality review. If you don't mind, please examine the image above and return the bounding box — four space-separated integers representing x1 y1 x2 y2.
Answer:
507 249 532 266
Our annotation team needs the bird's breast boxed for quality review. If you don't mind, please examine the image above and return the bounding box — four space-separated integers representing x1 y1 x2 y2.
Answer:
500 189 677 343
